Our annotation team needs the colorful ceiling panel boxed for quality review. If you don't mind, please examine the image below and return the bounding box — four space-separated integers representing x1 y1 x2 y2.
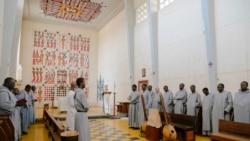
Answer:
40 0 102 22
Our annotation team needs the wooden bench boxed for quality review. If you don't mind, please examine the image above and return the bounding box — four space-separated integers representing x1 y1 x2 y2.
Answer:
210 119 250 141
43 108 65 141
168 113 196 141
0 114 15 141
116 102 130 113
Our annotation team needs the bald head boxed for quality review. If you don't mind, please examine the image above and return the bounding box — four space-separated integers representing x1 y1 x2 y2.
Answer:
155 87 160 93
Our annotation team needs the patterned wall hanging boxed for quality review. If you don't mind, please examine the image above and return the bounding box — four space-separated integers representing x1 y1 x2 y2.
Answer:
32 30 90 102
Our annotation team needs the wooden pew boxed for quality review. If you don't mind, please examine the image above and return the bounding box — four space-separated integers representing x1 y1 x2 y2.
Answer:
194 106 233 136
168 113 196 141
44 109 65 141
210 119 250 141
0 114 15 141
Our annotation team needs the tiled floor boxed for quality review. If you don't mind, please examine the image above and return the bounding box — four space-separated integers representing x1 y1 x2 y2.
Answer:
22 107 210 141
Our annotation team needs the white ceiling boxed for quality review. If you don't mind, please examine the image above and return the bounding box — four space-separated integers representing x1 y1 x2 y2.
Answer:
22 0 124 30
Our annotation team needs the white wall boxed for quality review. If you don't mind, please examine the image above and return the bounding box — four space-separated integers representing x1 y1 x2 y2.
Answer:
134 20 153 84
98 10 130 105
20 20 99 106
214 0 250 95
158 0 208 94
98 0 250 101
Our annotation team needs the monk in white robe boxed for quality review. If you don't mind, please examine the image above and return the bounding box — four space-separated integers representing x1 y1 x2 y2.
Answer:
0 83 16 115
29 86 37 124
148 85 154 97
234 81 250 123
202 88 213 136
174 83 187 114
16 85 32 135
138 84 152 128
212 83 233 133
128 84 140 128
187 85 201 116
0 77 20 141
163 85 174 113
27 91 33 125
151 87 162 111
74 78 91 141
66 82 77 130
12 88 22 140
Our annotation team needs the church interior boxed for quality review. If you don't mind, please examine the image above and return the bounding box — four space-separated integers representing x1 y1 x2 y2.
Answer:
0 0 250 141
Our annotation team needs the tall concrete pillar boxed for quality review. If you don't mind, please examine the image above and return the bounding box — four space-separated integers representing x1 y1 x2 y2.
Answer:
146 0 158 87
201 0 218 93
0 0 24 81
124 0 135 85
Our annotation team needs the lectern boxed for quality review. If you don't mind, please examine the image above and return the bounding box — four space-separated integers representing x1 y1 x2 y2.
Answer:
102 91 112 115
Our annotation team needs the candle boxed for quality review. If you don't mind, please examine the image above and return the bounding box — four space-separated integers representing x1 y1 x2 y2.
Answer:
114 81 116 92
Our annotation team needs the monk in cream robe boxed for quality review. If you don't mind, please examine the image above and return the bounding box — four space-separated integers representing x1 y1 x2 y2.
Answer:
202 88 213 136
138 84 152 128
66 82 77 130
234 81 250 123
151 87 162 111
212 83 233 133
174 83 187 114
163 85 174 113
128 84 140 128
186 85 201 116
74 78 91 141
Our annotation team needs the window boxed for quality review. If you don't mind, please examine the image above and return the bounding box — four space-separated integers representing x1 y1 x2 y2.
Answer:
159 0 176 10
136 2 148 24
